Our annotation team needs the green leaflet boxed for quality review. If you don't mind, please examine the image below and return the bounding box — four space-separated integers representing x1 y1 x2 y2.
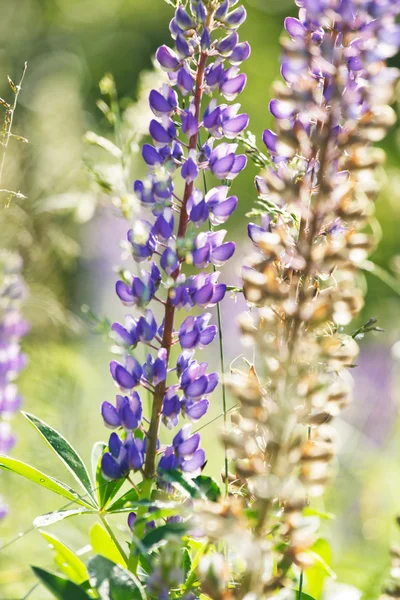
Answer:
158 468 203 498
140 522 188 554
92 441 126 509
23 411 95 505
34 508 97 528
107 488 139 512
90 522 127 567
0 455 93 508
306 538 336 600
31 566 91 600
192 475 221 502
296 592 316 600
88 555 146 600
40 531 88 584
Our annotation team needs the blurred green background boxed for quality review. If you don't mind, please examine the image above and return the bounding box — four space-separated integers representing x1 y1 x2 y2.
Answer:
1 0 400 597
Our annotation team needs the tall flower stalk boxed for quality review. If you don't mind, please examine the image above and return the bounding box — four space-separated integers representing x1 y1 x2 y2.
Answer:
99 0 249 574
199 1 400 597
0 252 29 520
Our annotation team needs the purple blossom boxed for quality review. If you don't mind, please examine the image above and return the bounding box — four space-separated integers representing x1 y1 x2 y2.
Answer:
159 425 206 474
105 0 248 487
143 349 167 386
116 263 160 308
178 314 217 350
110 355 142 390
101 432 144 480
101 392 143 430
162 386 181 429
180 360 218 401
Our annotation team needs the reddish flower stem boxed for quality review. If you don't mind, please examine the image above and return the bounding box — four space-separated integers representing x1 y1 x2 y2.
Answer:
143 13 213 481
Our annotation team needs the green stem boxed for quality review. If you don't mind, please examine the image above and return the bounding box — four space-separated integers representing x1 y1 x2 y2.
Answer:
100 514 128 566
298 570 304 600
363 260 400 297
128 477 154 574
201 166 229 495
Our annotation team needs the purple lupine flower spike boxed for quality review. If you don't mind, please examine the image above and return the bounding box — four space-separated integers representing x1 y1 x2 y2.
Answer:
103 0 249 484
0 252 29 521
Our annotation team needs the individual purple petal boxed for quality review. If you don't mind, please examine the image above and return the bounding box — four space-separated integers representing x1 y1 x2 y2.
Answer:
129 440 144 470
210 153 235 178
216 32 238 56
201 28 211 50
128 512 137 531
142 144 162 166
116 281 135 305
205 372 218 394
177 432 200 456
181 448 205 472
196 1 207 23
224 6 247 28
223 113 249 137
160 247 179 275
184 398 209 421
101 401 121 428
263 129 278 153
108 431 123 458
269 99 296 119
101 453 123 480
209 195 238 225
284 16 306 38
159 447 178 471
110 362 135 389
185 376 208 399
215 0 229 20
175 5 195 30
179 328 200 350
176 34 193 58
156 45 181 71
199 326 217 347
211 241 235 266
220 73 247 100
177 67 194 96
137 310 157 342
206 63 225 89
230 41 251 64
149 119 174 145
149 88 177 116
229 154 247 177
154 209 174 241
192 244 212 269
182 111 199 137
181 157 199 183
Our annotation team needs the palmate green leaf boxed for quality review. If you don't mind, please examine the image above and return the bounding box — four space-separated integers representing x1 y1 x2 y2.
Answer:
88 555 146 600
31 566 91 600
23 411 96 505
0 456 93 508
34 508 97 528
92 441 125 509
40 531 88 584
140 522 188 554
90 522 127 567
